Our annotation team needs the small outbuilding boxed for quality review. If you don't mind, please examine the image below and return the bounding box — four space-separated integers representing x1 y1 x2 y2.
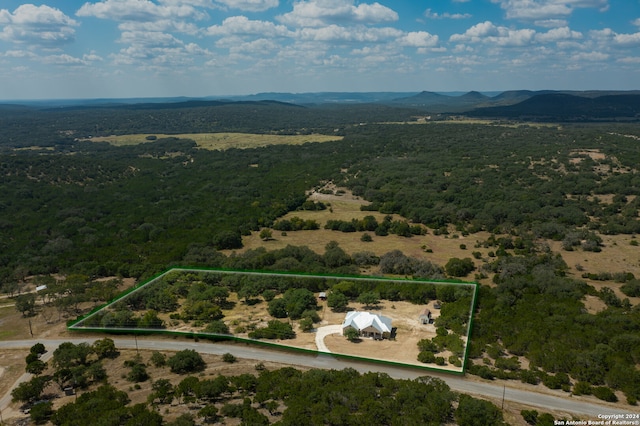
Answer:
342 311 392 339
419 307 432 324
318 292 327 301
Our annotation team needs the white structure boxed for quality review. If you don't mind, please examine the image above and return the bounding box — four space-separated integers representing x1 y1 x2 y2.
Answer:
342 311 392 339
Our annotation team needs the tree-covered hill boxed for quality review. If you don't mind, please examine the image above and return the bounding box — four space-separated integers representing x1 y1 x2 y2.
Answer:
470 93 640 121
0 101 420 148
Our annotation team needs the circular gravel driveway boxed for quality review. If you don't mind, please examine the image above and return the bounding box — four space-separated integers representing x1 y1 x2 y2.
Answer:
314 324 343 353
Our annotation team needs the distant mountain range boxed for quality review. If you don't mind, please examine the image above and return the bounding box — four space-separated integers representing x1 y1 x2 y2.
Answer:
2 90 639 121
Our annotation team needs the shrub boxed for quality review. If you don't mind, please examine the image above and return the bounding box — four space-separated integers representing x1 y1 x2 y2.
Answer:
222 353 237 363
150 351 166 368
417 351 436 364
248 320 295 340
592 386 618 402
167 350 206 374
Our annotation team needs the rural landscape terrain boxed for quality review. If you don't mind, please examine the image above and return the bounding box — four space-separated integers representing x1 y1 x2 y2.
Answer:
1 91 640 425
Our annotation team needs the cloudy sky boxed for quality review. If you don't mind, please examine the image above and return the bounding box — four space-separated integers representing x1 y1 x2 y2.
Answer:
1 0 639 99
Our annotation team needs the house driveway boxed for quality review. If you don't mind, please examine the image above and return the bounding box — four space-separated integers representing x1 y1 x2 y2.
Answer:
315 324 343 353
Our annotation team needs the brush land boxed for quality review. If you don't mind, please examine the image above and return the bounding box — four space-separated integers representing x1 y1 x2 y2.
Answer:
1 99 639 425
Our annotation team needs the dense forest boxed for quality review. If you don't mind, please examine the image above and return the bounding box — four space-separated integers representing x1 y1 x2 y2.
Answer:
2 101 640 420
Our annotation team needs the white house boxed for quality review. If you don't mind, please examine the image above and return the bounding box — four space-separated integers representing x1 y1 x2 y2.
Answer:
342 311 392 339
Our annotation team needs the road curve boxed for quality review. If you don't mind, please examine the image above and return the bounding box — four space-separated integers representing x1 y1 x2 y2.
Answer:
0 338 635 420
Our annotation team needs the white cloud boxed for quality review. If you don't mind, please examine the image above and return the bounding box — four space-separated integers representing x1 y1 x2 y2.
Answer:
424 9 471 20
450 21 536 46
111 30 211 66
614 32 640 46
634 18 640 27
1 49 37 59
42 53 92 65
119 30 183 48
118 19 201 35
216 0 279 12
571 51 608 61
534 19 568 28
618 56 640 63
77 0 207 22
159 0 215 6
207 16 291 37
589 28 640 46
492 0 608 21
398 31 439 48
277 0 398 27
229 38 279 54
535 26 581 42
297 24 401 42
0 4 78 47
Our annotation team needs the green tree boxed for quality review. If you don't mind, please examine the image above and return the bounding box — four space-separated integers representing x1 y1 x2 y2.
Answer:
92 338 118 359
213 231 242 250
445 257 475 277
299 317 314 332
148 378 174 405
52 342 92 370
455 394 505 426
176 376 199 404
357 291 380 309
344 327 360 342
199 404 220 423
30 401 53 424
167 349 206 374
30 343 46 356
248 320 295 340
11 376 50 403
327 291 349 312
15 293 36 317
205 320 230 334
150 351 167 367
139 309 165 328
267 297 288 318
26 360 47 375
259 229 273 241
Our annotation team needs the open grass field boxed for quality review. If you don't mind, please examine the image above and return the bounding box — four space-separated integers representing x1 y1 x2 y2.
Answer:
230 185 494 274
82 132 343 150
229 184 640 308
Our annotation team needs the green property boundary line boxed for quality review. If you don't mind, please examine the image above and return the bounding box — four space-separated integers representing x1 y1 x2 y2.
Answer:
68 267 478 376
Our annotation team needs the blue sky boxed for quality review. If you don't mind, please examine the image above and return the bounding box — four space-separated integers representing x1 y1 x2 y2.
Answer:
0 0 639 99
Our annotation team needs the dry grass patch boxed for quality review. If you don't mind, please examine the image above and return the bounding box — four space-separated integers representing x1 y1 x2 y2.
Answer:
549 236 640 305
83 132 342 150
228 185 491 276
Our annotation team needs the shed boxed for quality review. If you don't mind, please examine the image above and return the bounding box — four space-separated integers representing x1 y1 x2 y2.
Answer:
419 307 432 324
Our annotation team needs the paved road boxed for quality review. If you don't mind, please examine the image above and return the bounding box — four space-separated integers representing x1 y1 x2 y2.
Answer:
1 338 635 420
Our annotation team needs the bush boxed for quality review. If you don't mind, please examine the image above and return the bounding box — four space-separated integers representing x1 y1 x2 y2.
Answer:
417 351 436 364
248 320 295 340
445 257 475 277
222 353 237 363
592 386 618 402
572 381 592 396
621 280 640 297
455 394 505 426
167 350 206 374
205 320 230 334
521 409 538 425
150 351 166 368
30 401 53 424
